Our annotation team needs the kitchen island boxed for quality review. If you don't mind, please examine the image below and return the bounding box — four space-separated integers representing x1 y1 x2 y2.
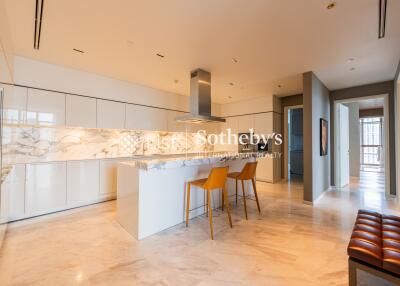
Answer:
117 152 268 239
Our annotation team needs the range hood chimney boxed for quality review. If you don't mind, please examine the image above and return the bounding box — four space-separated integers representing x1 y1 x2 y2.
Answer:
175 69 225 123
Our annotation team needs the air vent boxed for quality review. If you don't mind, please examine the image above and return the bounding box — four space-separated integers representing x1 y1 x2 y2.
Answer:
34 0 45 49
378 0 387 39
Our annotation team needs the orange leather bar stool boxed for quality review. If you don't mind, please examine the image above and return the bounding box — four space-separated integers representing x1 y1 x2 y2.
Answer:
227 162 260 219
186 166 232 240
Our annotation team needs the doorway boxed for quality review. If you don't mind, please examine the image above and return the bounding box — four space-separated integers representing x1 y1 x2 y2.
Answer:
334 96 388 194
284 106 304 182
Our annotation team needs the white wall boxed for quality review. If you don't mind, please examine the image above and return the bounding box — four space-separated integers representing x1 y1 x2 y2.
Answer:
220 95 277 117
13 56 221 115
347 103 360 177
396 79 400 196
0 0 14 83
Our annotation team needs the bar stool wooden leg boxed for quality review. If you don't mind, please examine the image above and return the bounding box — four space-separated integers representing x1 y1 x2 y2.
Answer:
221 189 224 211
186 183 191 227
223 186 233 228
206 191 209 217
207 189 214 240
251 178 261 214
241 180 248 220
203 191 206 215
235 178 238 206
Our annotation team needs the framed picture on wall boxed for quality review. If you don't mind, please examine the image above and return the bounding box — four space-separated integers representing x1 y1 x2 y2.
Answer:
320 118 328 156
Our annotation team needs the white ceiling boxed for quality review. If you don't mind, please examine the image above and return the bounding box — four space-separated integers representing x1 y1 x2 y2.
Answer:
357 98 385 110
3 0 400 104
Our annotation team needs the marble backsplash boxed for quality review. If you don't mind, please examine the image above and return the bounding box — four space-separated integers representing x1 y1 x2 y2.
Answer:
2 125 213 165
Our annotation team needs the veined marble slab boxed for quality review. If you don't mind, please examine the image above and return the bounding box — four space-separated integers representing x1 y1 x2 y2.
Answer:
2 124 213 164
1 166 13 185
130 151 269 170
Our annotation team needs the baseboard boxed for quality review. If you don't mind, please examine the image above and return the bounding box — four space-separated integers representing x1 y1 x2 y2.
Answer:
256 179 273 184
303 187 332 206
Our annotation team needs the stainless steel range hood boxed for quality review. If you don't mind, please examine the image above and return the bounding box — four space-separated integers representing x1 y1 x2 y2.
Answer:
175 69 225 123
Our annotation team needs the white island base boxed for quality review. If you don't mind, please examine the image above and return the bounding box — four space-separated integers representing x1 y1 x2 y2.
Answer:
116 153 266 240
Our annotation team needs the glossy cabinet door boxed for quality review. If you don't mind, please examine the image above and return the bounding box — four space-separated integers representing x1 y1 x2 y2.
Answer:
27 89 66 126
96 99 125 129
66 95 97 128
167 111 187 132
2 85 27 124
0 165 26 223
125 104 168 131
256 157 273 182
222 117 239 135
99 159 119 196
25 162 67 216
67 160 100 206
254 113 273 135
237 114 254 133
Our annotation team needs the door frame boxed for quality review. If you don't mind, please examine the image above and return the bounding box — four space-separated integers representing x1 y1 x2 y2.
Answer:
336 103 350 187
333 94 390 196
283 105 303 181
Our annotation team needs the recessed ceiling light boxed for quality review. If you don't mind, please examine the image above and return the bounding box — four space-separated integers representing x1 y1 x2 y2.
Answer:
277 84 282 88
229 82 234 86
232 58 238 63
326 2 337 10
350 67 356 71
73 48 85 53
346 57 355 63
156 53 165 58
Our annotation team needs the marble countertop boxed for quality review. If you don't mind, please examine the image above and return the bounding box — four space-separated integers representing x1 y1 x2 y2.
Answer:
123 152 269 170
1 166 13 185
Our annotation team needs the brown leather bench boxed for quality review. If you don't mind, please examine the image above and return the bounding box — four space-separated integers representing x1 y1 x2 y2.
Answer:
347 209 400 285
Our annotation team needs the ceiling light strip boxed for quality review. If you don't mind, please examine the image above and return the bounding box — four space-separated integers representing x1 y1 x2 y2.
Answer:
378 0 387 39
34 0 44 49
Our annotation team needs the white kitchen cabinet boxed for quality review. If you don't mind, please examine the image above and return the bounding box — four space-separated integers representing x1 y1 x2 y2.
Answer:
167 111 187 132
204 122 221 135
67 160 100 206
97 99 125 129
256 157 273 182
25 162 67 216
2 85 27 124
125 104 168 131
237 114 254 133
0 165 26 223
27 89 66 126
254 112 273 135
99 159 120 196
222 117 239 135
66 95 97 128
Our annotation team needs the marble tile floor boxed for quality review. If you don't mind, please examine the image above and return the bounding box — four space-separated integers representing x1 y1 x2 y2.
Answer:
0 180 399 286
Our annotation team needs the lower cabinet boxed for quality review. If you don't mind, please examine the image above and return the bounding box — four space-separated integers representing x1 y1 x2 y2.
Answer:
67 160 100 206
0 164 26 223
99 159 120 197
256 157 273 183
25 162 67 216
1 158 131 222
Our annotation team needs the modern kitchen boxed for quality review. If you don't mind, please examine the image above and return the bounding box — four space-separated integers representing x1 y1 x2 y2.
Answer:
1 1 400 285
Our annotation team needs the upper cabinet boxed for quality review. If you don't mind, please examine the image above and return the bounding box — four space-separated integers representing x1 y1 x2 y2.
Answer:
237 115 254 133
96 99 125 129
2 85 27 124
167 111 187 132
254 113 273 135
125 104 168 131
27 89 66 126
222 117 239 135
66 95 96 128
